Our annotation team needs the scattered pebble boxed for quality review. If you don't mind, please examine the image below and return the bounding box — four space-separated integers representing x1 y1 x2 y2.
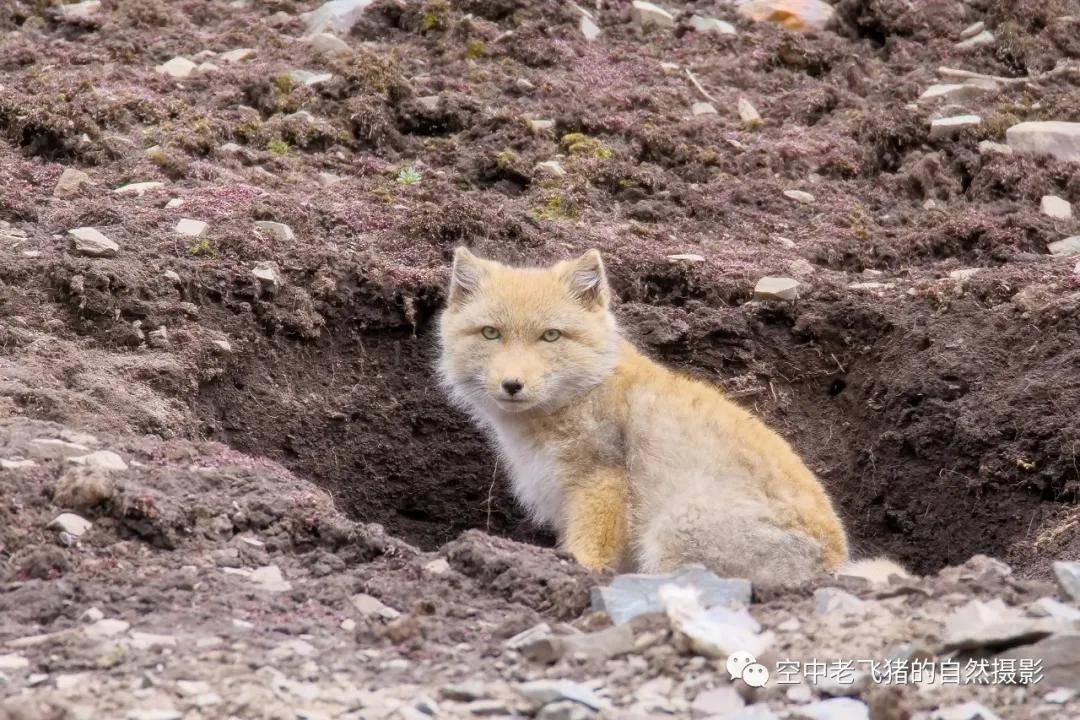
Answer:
592 566 752 625
1006 121 1080 162
784 189 815 204
218 48 256 63
253 221 295 242
1040 195 1072 220
929 114 982 140
692 102 717 116
175 218 208 237
956 30 995 49
68 450 128 471
631 1 675 28
689 15 736 34
49 512 93 537
737 97 761 125
114 181 165 196
155 57 197 79
54 168 91 198
303 0 375 35
1052 561 1080 601
68 227 119 258
308 32 351 55
1048 236 1080 257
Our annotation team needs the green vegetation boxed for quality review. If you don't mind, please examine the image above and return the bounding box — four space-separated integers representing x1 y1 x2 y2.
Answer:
561 132 613 159
397 166 423 185
268 138 290 155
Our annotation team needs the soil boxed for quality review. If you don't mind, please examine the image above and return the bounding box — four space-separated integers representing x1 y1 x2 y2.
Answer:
1 0 1079 716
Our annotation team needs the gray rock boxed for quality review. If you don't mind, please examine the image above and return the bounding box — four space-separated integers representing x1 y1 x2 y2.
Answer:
68 227 119 257
814 587 866 616
58 0 101 19
465 700 511 716
691 686 744 718
1048 236 1080 257
942 598 1059 652
28 438 90 459
580 16 601 41
537 701 593 720
931 702 1001 720
176 680 212 697
250 564 292 592
1053 561 1080 601
309 32 351 55
288 69 334 86
440 682 490 702
515 679 607 711
318 172 344 186
416 95 441 112
738 98 761 124
535 160 565 177
68 450 127 471
562 624 635 660
54 168 91 198
814 668 869 697
917 82 997 104
49 513 92 537
174 218 207 237
667 253 705 263
956 30 994 48
960 21 985 38
424 557 450 574
350 593 400 619
978 140 1012 155
591 565 752 625
129 632 177 649
0 655 29 671
504 622 553 651
528 118 555 132
253 221 295 242
114 181 165 196
1041 195 1072 219
689 15 736 34
155 57 197 79
252 262 283 293
692 102 717 116
997 633 1080 690
930 114 981 140
754 276 800 302
1006 121 1080 163
1027 596 1080 623
784 189 815 204
303 0 375 34
85 618 130 638
631 1 675 28
793 698 869 720
218 48 256 63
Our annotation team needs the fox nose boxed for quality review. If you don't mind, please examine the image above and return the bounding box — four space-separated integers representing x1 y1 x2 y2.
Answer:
501 379 524 396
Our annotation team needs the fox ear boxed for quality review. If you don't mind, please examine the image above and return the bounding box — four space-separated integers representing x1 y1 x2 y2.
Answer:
448 247 486 306
559 249 609 309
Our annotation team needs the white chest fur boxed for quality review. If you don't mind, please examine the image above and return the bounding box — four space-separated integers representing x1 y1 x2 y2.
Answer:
487 419 564 528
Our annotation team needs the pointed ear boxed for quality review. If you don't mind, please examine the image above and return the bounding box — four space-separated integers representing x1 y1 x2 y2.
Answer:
447 247 486 307
558 249 610 309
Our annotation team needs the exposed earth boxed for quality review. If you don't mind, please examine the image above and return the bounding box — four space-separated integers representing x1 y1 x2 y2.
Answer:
1 0 1080 717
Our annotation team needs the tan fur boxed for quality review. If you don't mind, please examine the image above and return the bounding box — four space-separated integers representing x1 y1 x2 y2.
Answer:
438 248 854 588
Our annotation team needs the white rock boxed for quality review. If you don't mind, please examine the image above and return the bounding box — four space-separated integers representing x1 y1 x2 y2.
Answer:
1053 561 1080 601
931 702 1001 720
978 140 1013 155
54 168 91 198
253 221 295 242
692 102 717 116
942 598 1059 652
416 95 440 112
28 438 90 459
0 655 29 671
126 710 182 720
68 450 127 471
784 189 815 204
250 564 292 592
960 21 985 39
56 673 89 690
949 268 981 281
155 57 197 79
252 262 283 292
580 15 601 41
1048 236 1080 257
82 607 105 622
85 618 130 638
1028 597 1080 623
754 276 799 301
1046 688 1077 704
1041 195 1072 219
289 69 334 86
58 0 101 19
341 617 357 631
535 160 566 177
114 181 165 196
917 82 996 104
194 693 222 708
351 593 400 619
631 0 675 28
309 32 351 55
0 458 37 469
660 584 772 659
129 632 177 649
164 198 184 209
667 254 705 263
303 0 375 35
218 48 256 63
797 698 869 720
528 118 555 132
956 30 994 49
930 114 982 140
691 686 744 718
175 218 208 237
814 587 866 616
738 0 834 31
690 15 736 34
1006 121 1080 162
176 680 212 697
738 97 761 125
198 62 219 73
211 339 233 354
318 172 343 186
68 227 119 257
515 680 608 711
49 513 92 536
424 557 451 574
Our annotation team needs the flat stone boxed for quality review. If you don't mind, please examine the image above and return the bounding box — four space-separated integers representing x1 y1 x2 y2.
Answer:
176 680 212 697
661 584 772 659
515 680 607 711
1053 561 1080 601
114 181 165 196
528 118 555 132
1045 688 1077 704
562 624 635 661
754 276 800 301
942 598 1060 652
68 227 119 257
978 140 1013 155
949 268 981 281
930 114 982 140
309 32 351 55
49 513 92 537
58 0 101 19
1049 236 1080 257
690 15 736 34
211 339 233 354
667 253 705 263
165 198 184 209
591 565 752 625
794 698 869 720
126 710 183 720
1028 597 1080 623
68 450 127 471
784 189 815 204
252 261 283 292
537 701 592 720
504 622 553 652
997 633 1080 690
738 97 761 124
155 57 197 79
960 21 985 39
416 95 440 112
691 686 744 718
814 587 866 615
1041 195 1072 219
440 682 489 702
535 160 566 177
303 0 375 35
250 564 292 592
692 102 717 116
288 69 334 86
1006 121 1080 163
580 15 601 41
351 593 401 619
737 0 834 32
956 30 994 48
54 168 91 198
219 48 256 63
85 618 130 638
424 557 450 574
253 221 295 242
174 218 207 237
917 82 996 104
318 172 343 186
129 632 177 649
631 1 675 28
0 458 37 469
28 438 91 459
931 702 1001 720
0 655 29 671
198 62 219 73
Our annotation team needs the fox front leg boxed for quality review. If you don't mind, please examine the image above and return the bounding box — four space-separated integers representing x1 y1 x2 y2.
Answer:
562 468 628 571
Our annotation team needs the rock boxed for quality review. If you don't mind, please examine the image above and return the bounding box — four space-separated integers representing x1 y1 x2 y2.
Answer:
1048 236 1080 257
253 221 295 242
0 655 29 671
250 565 292 592
424 557 450 574
562 625 635 661
930 114 982 140
176 680 212 697
416 95 440 112
784 189 815 204
917 82 996 104
661 584 772 659
956 30 994 48
691 686 744 718
114 181 165 196
668 254 705 263
441 682 490 702
537 701 593 720
198 62 219 73
793 698 869 720
58 0 101 19
155 57 197 79
737 0 834 32
591 565 752 624
68 450 127 471
1006 121 1080 163
211 339 233 354
85 618 130 638
978 140 1012 155
814 669 869 698
528 118 555 132
309 32 351 55
165 198 184 209
465 700 511 716
68 227 119 257
1045 688 1077 704
754 276 800 301
174 218 207 237
631 1 675 28
49 512 93 537
949 268 981 281
535 160 566 177
28 438 91 459
54 168 91 198
252 262 283 293
219 48 256 63
1041 195 1072 220
129 632 177 649
125 710 183 720
690 15 736 34
269 638 315 659
515 680 607 711
288 69 334 86
1053 561 1080 601
303 0 375 35
580 15 601 41
931 702 1001 720
692 102 717 116
0 458 37 469
1029 597 1080 623
814 587 866 615
942 598 1060 652
997 633 1080 690
504 622 553 652
960 21 985 38
787 684 814 703
318 172 343 186
351 593 401 619
738 97 761 125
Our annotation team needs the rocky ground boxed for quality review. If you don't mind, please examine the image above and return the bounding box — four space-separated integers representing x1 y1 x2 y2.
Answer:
2 0 1080 717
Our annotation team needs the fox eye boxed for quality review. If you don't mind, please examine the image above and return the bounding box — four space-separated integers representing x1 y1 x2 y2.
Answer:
541 329 561 342
481 326 501 340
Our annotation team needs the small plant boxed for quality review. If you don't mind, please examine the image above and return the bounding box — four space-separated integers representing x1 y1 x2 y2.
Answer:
422 0 449 31
530 193 578 221
268 138 290 155
465 40 487 60
496 149 519 169
561 132 614 159
397 166 423 185
189 238 213 257
274 73 297 94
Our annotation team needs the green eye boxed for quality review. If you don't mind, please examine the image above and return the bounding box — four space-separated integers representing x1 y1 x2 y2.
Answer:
541 329 561 342
481 326 501 340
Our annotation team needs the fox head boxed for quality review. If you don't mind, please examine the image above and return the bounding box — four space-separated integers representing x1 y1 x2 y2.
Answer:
438 248 620 415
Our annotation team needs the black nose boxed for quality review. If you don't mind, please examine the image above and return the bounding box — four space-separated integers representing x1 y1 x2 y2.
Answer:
501 379 524 396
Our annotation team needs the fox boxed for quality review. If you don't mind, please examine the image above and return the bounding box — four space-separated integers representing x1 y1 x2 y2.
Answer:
437 247 907 589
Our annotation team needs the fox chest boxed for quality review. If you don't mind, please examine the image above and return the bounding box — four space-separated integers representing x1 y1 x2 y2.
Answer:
491 428 566 528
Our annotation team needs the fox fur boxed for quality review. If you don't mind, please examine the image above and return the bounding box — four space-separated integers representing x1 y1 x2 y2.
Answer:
438 247 904 588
